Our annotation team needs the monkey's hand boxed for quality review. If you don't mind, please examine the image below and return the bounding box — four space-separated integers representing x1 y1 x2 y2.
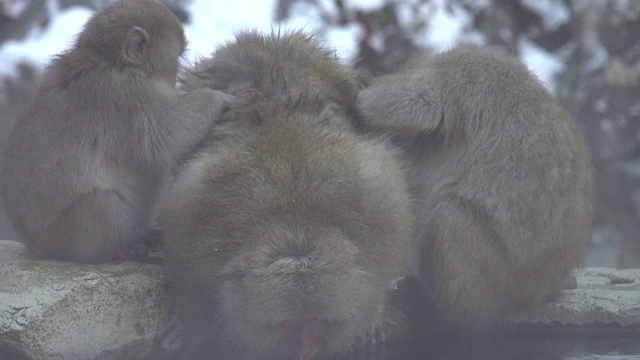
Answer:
159 89 234 167
353 277 416 359
183 88 234 123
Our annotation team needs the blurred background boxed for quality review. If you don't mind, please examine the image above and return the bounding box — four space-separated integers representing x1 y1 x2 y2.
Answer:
1 0 638 268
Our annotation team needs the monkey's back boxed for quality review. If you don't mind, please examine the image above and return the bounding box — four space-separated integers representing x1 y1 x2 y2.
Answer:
1 54 167 255
415 47 594 325
160 106 413 356
358 46 594 327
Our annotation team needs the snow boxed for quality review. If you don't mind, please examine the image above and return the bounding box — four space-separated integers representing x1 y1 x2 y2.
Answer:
3 0 31 18
183 0 277 60
344 0 385 12
0 0 565 91
521 0 570 31
0 6 92 77
283 2 323 31
0 0 345 75
414 0 475 52
519 39 564 91
324 24 363 63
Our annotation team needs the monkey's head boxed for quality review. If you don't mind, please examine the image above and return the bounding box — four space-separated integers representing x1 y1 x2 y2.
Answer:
162 112 413 359
180 30 361 116
76 0 186 85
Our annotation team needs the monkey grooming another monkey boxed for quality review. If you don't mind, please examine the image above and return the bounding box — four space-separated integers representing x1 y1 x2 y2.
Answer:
1 0 230 263
156 30 414 359
179 30 365 130
358 46 594 328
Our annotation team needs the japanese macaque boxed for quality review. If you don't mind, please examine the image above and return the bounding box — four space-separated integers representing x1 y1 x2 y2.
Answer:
179 30 366 130
156 31 414 359
357 46 594 328
1 0 230 263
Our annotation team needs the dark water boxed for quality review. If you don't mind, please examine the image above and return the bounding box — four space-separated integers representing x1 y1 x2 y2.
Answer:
373 278 640 360
5 275 638 360
376 326 640 360
392 333 640 360
3 328 638 360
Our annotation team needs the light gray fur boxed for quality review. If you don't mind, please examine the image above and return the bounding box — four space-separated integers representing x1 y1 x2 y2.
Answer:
358 46 594 327
1 0 231 263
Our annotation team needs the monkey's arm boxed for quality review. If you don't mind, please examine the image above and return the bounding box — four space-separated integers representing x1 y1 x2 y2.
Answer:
357 73 442 133
180 88 233 125
145 88 232 167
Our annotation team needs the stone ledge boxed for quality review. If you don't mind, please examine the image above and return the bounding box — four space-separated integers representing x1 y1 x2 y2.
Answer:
0 241 167 360
508 268 640 328
1 240 639 359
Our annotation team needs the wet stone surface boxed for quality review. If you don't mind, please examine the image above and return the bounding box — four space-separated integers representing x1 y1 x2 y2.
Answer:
1 240 639 359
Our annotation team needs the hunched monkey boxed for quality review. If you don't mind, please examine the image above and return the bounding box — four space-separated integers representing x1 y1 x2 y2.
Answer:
358 46 595 327
156 30 414 360
1 0 230 263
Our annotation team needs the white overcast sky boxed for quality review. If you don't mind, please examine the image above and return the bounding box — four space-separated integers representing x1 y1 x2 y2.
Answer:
0 0 564 89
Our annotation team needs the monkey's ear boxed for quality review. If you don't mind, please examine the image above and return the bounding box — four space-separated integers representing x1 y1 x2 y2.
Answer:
124 26 151 63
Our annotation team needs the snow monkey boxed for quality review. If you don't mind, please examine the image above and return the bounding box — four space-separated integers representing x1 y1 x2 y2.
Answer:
2 0 231 263
155 30 414 359
358 46 594 329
